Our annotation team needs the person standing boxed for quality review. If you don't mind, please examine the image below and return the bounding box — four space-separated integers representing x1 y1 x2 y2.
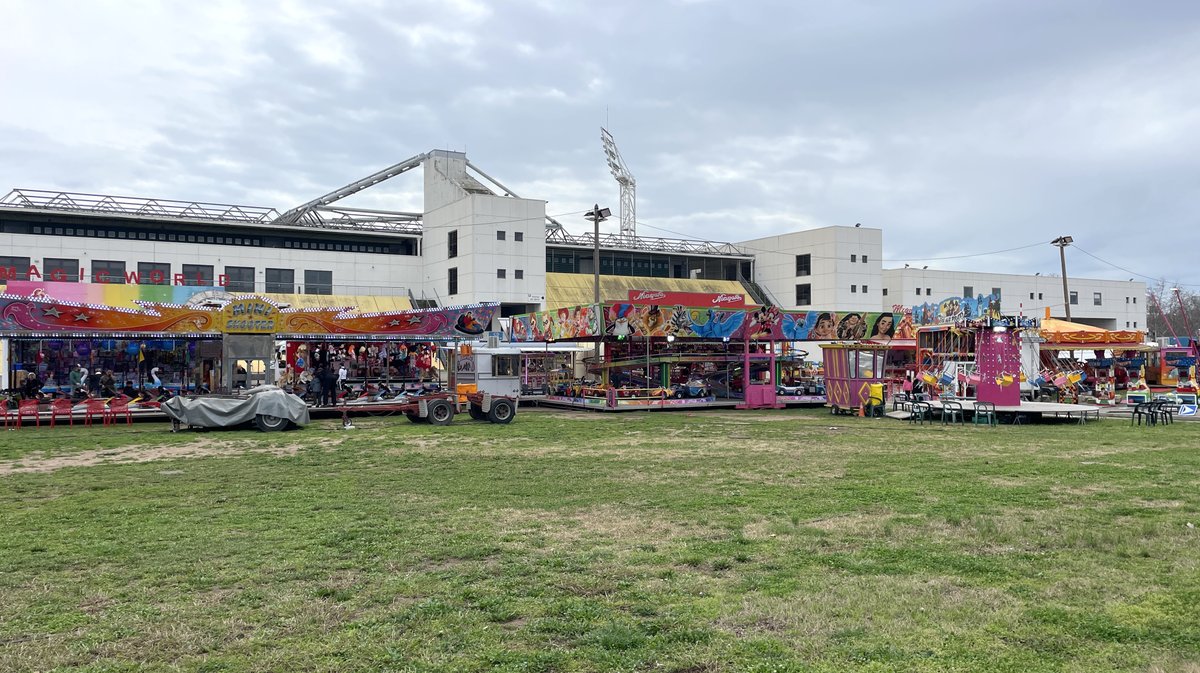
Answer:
337 361 348 392
69 364 83 399
320 365 338 407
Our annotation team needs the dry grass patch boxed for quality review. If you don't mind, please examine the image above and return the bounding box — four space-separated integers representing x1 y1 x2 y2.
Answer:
0 437 307 475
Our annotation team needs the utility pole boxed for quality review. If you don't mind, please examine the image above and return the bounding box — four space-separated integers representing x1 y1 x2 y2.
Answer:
584 205 611 304
1051 236 1073 321
583 205 611 387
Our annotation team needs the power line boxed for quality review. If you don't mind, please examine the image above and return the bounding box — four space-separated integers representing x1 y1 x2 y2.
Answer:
1071 245 1200 288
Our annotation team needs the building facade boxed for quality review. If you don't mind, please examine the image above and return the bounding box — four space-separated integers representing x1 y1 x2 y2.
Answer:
0 149 1148 332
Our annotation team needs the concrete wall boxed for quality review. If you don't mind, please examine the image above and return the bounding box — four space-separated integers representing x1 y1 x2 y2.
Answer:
881 268 1147 329
0 231 423 297
740 226 883 311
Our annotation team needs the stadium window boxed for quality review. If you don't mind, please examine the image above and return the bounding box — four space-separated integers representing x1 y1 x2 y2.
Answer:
991 287 1001 298
862 254 868 263
515 231 524 242
91 260 126 284
850 285 857 293
497 269 506 279
43 257 79 282
882 288 888 296
862 285 868 293
1038 293 1043 300
448 230 458 258
1030 292 1035 300
963 286 974 298
138 262 170 285
795 283 812 306
1094 292 1102 306
1069 291 1078 305
224 266 255 293
304 270 332 295
795 254 811 276
515 269 524 279
851 254 857 262
0 256 32 281
448 267 458 296
926 288 931 296
265 268 294 294
497 230 506 241
182 264 214 287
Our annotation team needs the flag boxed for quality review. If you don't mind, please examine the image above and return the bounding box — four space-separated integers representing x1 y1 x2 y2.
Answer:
138 343 145 363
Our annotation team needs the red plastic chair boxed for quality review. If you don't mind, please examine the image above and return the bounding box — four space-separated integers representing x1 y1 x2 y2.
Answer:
17 399 41 428
50 398 75 427
1 403 15 429
84 399 109 427
108 399 133 426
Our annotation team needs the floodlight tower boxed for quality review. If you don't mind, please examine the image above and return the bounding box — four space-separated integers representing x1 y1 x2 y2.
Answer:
601 127 636 240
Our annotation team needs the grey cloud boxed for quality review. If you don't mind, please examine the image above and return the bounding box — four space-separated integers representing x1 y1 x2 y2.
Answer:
2 0 1198 285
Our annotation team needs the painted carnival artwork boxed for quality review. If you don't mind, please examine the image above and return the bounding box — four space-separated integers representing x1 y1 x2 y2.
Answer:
0 289 497 338
911 292 1002 327
510 303 924 343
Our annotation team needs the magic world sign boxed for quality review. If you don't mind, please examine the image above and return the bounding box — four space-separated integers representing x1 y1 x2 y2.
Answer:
0 264 236 286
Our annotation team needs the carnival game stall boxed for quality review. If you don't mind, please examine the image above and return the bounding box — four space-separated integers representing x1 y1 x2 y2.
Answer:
0 281 498 424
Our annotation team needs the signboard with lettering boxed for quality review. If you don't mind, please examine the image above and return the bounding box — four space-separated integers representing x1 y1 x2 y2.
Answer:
219 297 280 334
627 289 747 308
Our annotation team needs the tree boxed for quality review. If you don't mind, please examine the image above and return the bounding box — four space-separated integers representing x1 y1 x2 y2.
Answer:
1146 281 1200 343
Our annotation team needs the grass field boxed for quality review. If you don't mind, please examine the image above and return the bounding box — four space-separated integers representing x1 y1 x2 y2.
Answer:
2 408 1199 672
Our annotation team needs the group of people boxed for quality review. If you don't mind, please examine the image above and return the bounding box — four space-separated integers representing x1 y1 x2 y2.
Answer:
14 364 174 403
280 362 348 406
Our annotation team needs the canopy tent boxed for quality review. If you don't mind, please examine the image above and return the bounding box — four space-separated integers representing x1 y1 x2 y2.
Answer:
1038 318 1149 350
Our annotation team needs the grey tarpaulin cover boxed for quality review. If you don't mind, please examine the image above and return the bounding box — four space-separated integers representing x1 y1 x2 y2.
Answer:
161 386 311 428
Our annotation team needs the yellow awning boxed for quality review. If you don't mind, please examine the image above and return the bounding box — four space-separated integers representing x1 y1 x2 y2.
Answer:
544 272 752 310
260 293 412 312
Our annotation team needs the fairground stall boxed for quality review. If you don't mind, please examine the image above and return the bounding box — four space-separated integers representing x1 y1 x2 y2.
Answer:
508 294 915 411
0 281 496 403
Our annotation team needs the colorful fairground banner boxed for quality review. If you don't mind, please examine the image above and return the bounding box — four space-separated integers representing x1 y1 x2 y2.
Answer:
910 292 1003 326
512 303 923 342
0 289 497 338
509 304 604 341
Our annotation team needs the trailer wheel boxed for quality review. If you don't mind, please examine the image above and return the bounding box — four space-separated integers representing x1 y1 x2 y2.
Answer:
468 403 486 421
427 399 454 426
487 399 515 424
254 414 289 432
406 411 425 423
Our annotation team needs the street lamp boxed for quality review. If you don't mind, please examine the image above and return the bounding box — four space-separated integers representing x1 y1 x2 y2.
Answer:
1051 236 1073 321
584 204 611 305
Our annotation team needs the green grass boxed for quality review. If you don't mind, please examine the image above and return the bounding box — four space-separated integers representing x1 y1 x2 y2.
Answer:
2 408 1199 672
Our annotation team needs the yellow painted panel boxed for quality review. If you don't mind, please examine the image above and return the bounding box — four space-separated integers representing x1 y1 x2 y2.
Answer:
544 272 752 310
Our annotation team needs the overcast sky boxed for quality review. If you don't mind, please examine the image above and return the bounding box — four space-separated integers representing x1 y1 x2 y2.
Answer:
2 0 1197 285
